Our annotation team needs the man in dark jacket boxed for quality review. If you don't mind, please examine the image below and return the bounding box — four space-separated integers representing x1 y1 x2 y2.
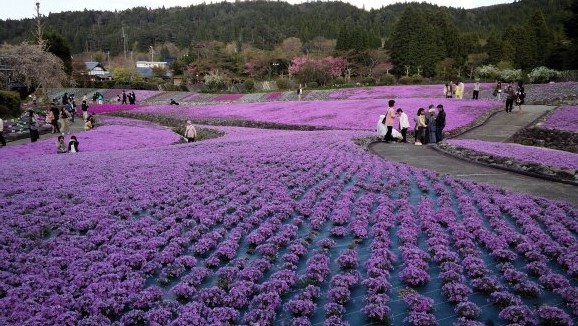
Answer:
50 102 61 134
435 104 446 143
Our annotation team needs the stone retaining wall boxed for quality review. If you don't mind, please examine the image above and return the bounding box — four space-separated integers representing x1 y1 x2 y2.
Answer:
510 127 578 154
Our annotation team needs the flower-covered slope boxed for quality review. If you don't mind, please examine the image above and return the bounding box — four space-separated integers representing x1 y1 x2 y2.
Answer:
541 106 578 133
446 139 578 171
131 98 497 131
0 116 180 159
1 122 577 326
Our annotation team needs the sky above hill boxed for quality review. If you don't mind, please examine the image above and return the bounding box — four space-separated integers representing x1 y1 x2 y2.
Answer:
3 0 514 20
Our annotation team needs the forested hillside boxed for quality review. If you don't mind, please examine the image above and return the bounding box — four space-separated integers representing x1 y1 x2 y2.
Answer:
0 0 571 54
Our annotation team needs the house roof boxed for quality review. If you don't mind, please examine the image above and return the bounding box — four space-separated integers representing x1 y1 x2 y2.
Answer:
85 62 104 71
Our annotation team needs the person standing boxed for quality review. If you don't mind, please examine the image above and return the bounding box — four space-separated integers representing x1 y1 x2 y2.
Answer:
516 81 525 113
495 81 503 100
415 108 427 145
60 107 71 135
472 81 480 100
81 100 89 121
184 120 197 142
426 108 437 144
505 83 516 113
0 116 6 147
297 84 303 100
396 108 409 143
458 81 465 99
435 104 446 143
384 100 396 143
50 102 61 134
122 90 127 104
28 110 40 142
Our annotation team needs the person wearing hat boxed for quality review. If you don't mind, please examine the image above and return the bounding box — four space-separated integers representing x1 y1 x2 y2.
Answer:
435 104 446 142
184 120 197 142
384 99 396 143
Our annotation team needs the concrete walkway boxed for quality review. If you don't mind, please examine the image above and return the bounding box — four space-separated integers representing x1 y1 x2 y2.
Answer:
370 105 578 206
4 119 87 147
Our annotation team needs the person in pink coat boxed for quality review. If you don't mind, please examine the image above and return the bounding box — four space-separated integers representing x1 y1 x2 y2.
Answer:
384 99 397 142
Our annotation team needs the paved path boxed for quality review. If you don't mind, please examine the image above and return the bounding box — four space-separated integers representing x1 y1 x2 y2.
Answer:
5 119 87 147
370 105 578 206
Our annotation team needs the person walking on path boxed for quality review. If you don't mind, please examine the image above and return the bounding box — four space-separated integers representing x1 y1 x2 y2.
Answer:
396 108 410 143
435 104 446 143
28 110 40 142
494 81 503 100
505 83 516 113
184 120 197 142
516 81 525 113
384 99 396 143
472 81 480 100
0 117 6 147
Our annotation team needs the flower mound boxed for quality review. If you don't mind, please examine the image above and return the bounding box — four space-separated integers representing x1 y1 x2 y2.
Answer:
541 105 578 132
447 139 578 171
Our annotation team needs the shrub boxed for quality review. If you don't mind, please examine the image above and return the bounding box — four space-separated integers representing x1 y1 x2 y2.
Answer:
500 69 523 82
411 75 424 84
244 79 255 91
0 90 21 118
398 76 413 85
306 82 319 89
380 74 396 85
527 67 560 83
476 65 501 80
276 78 290 90
361 77 377 85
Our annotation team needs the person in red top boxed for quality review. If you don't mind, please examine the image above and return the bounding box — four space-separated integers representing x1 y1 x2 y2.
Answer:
384 99 397 143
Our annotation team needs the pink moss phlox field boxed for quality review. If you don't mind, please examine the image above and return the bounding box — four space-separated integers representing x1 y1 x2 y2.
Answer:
329 83 496 100
447 139 578 171
1 116 578 325
0 116 180 159
541 106 578 132
132 98 497 131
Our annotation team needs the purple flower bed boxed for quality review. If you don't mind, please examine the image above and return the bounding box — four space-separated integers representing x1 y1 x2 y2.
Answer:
1 118 577 325
329 83 495 100
0 116 180 159
131 98 497 131
541 106 578 132
447 139 578 171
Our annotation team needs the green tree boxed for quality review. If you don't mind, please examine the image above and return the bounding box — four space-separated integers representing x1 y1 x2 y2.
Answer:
390 7 444 77
44 32 73 75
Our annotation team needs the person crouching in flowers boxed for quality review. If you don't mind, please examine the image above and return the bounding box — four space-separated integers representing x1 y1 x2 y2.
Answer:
184 120 197 142
56 135 67 154
68 135 79 153
84 119 93 130
376 114 387 141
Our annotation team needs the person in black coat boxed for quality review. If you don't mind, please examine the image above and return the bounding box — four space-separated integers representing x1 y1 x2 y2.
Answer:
435 104 446 143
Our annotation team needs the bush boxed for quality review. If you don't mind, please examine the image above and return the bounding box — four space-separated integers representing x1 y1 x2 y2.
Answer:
361 77 377 85
380 74 396 85
476 65 501 80
411 75 424 84
0 90 21 118
499 69 523 82
306 82 319 88
398 76 413 85
276 78 290 90
244 79 255 92
528 67 560 83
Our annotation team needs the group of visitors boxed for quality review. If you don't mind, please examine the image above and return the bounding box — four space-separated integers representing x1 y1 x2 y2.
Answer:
443 81 465 99
495 81 525 113
378 100 446 146
56 135 79 154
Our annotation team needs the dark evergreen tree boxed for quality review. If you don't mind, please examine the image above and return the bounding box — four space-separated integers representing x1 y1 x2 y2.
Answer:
44 32 73 75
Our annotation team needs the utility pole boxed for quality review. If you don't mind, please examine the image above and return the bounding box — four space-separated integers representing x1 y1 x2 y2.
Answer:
150 46 154 62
